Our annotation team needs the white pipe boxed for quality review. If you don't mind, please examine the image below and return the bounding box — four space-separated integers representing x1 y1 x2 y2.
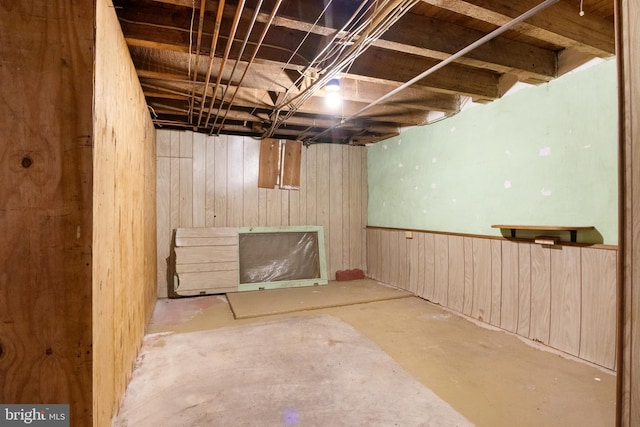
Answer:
308 0 561 143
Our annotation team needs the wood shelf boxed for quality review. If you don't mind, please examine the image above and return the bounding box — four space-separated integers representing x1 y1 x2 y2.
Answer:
491 225 595 242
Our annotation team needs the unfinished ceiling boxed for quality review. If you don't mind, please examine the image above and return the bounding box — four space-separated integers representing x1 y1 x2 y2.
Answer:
113 0 615 145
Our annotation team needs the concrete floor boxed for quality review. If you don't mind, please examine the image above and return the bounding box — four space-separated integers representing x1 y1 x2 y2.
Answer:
139 280 615 427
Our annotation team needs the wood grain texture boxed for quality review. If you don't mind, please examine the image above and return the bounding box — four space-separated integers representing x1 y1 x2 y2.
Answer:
93 0 157 424
0 3 95 424
517 244 531 337
549 246 582 356
618 3 640 423
580 248 616 369
192 133 206 227
490 240 502 327
258 138 279 189
407 234 420 294
529 244 551 344
472 238 492 323
366 228 617 368
157 132 368 295
448 236 465 313
462 237 474 316
422 233 436 301
281 140 302 188
501 241 520 333
433 234 449 305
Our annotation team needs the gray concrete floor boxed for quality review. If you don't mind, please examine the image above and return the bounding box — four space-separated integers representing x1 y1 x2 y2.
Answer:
138 281 615 427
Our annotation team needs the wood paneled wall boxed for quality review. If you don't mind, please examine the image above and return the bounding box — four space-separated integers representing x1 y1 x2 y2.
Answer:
618 0 640 424
93 0 157 425
367 228 617 369
156 130 368 297
0 2 95 425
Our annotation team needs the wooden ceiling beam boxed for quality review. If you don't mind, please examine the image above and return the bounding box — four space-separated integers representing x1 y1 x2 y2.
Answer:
121 0 556 81
419 0 614 56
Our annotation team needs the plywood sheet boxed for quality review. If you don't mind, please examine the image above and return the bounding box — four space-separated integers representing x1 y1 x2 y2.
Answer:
258 138 280 188
227 280 412 319
281 140 302 188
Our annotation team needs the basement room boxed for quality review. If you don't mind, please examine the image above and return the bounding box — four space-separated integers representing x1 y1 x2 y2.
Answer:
2 0 639 426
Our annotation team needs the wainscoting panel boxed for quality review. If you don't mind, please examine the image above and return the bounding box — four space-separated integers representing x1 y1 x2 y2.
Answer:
366 227 617 370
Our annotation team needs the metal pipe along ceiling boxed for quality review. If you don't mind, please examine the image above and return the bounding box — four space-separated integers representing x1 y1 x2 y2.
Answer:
187 0 207 120
263 0 419 140
215 0 284 135
208 0 266 131
196 0 226 127
307 0 561 144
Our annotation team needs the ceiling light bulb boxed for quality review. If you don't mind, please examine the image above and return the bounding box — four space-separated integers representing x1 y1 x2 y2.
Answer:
325 78 340 92
325 91 342 108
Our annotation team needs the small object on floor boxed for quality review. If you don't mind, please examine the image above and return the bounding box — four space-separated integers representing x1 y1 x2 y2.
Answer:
335 268 365 281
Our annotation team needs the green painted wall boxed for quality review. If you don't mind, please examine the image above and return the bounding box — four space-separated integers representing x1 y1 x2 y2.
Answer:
367 59 618 244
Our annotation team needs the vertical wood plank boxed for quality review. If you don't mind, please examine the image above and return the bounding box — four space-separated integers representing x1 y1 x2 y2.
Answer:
179 130 192 158
157 129 171 157
258 138 279 189
472 238 492 323
422 233 435 301
281 140 302 188
349 148 363 270
490 240 502 327
388 230 401 286
192 133 206 227
407 233 420 294
156 158 171 297
341 146 350 267
170 157 180 232
329 144 344 275
382 230 393 284
214 135 227 226
462 237 474 316
517 244 532 337
397 232 410 289
618 3 640 421
448 235 465 313
305 145 317 225
205 136 216 227
298 147 308 226
501 241 519 333
266 188 282 226
360 148 368 270
433 234 449 305
170 129 180 157
580 247 617 369
243 137 259 226
549 246 582 356
226 135 244 226
281 188 290 225
367 228 379 280
317 145 331 276
530 244 551 344
179 158 193 227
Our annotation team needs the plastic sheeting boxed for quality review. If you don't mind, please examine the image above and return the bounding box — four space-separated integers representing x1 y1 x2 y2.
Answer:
239 232 320 284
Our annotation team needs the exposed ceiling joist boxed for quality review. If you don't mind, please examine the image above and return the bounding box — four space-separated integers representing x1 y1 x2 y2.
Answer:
114 0 615 144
